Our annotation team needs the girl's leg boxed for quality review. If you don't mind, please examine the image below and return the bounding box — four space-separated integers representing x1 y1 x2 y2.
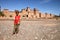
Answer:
13 25 16 34
16 24 19 34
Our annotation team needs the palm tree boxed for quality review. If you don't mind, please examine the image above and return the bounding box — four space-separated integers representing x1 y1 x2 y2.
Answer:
0 6 1 12
34 8 36 15
45 12 48 18
50 13 52 16
39 13 41 17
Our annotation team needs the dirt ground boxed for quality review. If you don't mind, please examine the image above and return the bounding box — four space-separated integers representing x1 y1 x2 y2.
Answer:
0 19 60 40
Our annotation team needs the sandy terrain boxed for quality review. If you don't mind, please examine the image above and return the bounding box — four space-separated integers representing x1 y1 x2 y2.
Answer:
0 19 60 40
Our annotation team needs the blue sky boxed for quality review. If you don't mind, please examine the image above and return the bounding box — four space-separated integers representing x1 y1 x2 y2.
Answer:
0 0 60 15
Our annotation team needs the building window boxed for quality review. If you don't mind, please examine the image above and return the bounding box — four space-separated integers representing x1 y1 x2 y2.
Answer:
26 15 28 17
23 15 25 17
10 15 12 17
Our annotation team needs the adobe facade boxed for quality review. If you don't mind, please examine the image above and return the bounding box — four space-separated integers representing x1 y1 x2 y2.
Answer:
2 7 54 19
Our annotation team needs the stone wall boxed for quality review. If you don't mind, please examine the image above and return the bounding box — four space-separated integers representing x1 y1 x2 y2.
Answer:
1 7 54 19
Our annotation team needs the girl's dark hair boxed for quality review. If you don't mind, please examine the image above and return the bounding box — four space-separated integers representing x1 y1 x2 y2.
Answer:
15 10 19 14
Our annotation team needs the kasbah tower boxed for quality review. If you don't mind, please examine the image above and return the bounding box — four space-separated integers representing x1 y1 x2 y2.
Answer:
2 7 54 19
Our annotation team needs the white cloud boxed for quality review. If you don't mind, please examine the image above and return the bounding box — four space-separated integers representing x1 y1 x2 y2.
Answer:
40 0 51 4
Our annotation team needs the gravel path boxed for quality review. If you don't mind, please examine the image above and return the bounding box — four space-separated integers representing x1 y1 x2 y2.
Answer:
0 19 60 40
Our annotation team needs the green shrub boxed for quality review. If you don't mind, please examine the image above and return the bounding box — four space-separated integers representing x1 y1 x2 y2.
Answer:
0 11 5 17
